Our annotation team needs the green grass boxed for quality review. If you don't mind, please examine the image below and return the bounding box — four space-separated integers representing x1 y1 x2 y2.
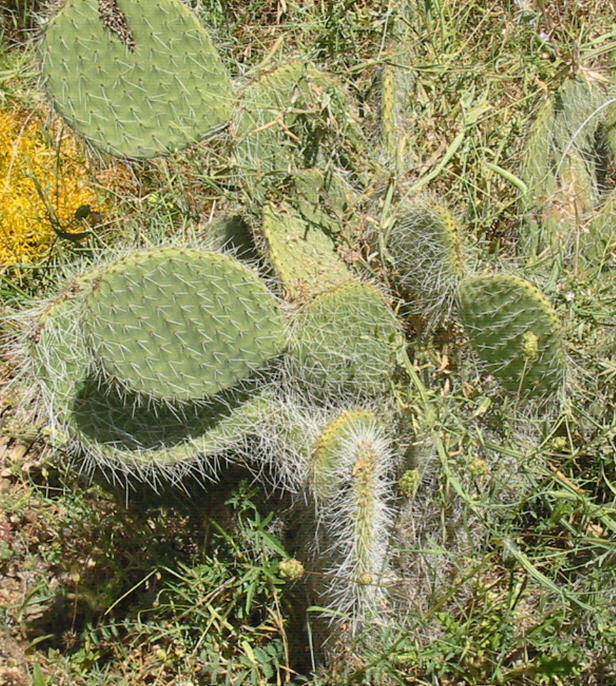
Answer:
2 0 616 684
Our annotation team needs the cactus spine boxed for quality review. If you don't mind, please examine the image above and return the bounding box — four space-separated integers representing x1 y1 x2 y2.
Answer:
233 61 364 184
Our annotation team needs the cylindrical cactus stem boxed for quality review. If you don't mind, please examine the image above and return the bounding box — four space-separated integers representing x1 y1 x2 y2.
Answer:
379 62 414 174
308 408 396 628
41 0 233 158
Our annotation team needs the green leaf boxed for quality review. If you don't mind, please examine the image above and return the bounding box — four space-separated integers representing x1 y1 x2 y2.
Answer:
32 663 47 686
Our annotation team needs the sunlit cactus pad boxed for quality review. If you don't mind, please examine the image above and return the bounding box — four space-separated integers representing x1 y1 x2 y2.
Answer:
262 202 352 301
41 0 232 158
288 281 401 397
233 60 362 177
84 248 286 401
458 274 564 396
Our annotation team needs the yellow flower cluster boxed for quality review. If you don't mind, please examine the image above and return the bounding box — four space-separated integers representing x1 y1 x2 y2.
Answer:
0 108 99 265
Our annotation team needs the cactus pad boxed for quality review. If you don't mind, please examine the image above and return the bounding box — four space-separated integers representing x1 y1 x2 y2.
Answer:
70 376 274 473
262 202 352 301
291 168 359 241
458 274 564 396
288 281 401 398
84 248 286 401
386 200 465 319
233 61 363 179
579 189 616 267
520 79 606 263
42 0 233 158
27 294 90 433
22 275 275 479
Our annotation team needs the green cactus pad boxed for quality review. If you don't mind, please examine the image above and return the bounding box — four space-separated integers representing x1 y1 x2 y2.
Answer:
604 98 616 160
386 200 465 319
24 278 274 477
262 202 352 301
579 189 616 266
552 77 604 155
291 168 360 241
42 0 233 158
28 293 90 433
520 79 605 264
84 248 287 401
540 150 596 252
288 281 401 397
521 97 556 203
458 274 564 396
69 375 273 471
233 61 363 179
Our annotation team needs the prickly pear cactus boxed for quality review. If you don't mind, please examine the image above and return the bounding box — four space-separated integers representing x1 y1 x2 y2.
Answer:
579 188 616 267
458 274 565 397
291 168 360 241
385 199 466 321
41 0 233 158
261 202 352 301
288 281 401 399
27 294 90 432
18 246 287 480
70 376 275 479
233 60 364 183
379 62 414 174
520 76 605 264
84 248 287 402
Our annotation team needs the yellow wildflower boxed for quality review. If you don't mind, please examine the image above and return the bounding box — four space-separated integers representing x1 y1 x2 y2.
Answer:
0 108 100 265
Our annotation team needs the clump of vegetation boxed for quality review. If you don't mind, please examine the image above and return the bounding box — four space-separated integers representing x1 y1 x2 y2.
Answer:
3 0 616 684
0 107 100 265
